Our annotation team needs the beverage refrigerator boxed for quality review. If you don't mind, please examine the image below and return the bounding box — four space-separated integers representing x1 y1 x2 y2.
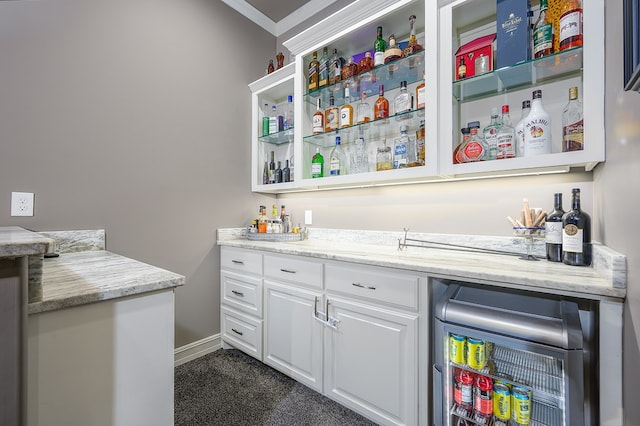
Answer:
432 283 596 426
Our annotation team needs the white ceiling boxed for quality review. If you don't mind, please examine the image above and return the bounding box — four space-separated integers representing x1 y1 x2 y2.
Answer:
221 0 338 37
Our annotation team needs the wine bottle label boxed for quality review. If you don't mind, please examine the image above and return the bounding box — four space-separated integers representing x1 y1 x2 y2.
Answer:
562 224 584 253
545 221 563 244
563 119 584 151
560 11 582 43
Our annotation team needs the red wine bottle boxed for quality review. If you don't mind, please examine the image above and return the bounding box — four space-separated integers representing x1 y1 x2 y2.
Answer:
545 193 565 262
562 188 591 266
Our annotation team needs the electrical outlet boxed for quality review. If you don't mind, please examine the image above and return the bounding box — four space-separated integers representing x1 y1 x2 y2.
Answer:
304 210 312 225
11 192 34 217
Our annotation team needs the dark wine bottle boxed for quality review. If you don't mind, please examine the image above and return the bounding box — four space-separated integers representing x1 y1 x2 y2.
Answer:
275 161 283 184
545 193 565 262
283 160 291 183
562 188 592 266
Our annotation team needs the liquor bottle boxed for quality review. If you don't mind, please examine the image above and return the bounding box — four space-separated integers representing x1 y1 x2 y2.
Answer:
545 192 565 262
271 204 282 233
562 86 584 151
319 47 330 88
283 95 294 131
268 151 276 184
267 59 274 74
483 108 501 161
312 98 324 134
308 51 319 92
393 80 412 118
515 100 531 157
311 147 324 178
262 161 269 184
403 15 424 58
358 51 374 73
559 0 583 51
533 0 554 58
356 92 372 124
384 34 403 64
325 94 339 132
458 56 467 79
394 124 418 168
275 161 283 183
562 188 591 266
374 26 386 67
376 144 393 171
454 127 469 164
342 56 358 81
329 135 348 176
524 90 552 156
261 103 270 137
374 85 389 120
350 127 370 174
416 70 426 111
283 159 291 183
460 124 487 162
496 104 516 159
258 206 267 233
340 88 354 128
269 105 279 135
416 120 426 166
329 48 344 84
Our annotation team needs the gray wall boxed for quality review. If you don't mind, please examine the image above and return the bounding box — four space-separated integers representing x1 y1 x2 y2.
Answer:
0 0 275 347
597 0 640 422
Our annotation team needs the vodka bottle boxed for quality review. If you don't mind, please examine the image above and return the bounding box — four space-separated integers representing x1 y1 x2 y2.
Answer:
393 125 416 169
329 135 348 176
350 128 370 174
483 108 501 160
283 95 294 131
515 100 531 157
394 80 412 119
524 90 552 156
496 104 516 159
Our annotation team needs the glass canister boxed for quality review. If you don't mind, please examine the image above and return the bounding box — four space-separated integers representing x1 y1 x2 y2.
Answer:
376 145 393 171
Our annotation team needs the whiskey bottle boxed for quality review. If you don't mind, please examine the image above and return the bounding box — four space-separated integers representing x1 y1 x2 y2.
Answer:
515 100 531 157
416 120 425 166
358 51 374 73
559 0 583 51
342 56 358 80
393 80 412 118
416 70 426 111
562 86 584 151
325 94 339 132
374 85 389 120
384 34 403 64
311 148 324 178
533 0 554 58
496 104 516 159
545 192 565 262
312 98 324 134
340 88 354 128
308 51 319 92
457 57 467 80
356 92 372 124
329 48 344 84
283 159 291 183
562 188 591 266
524 90 551 156
329 135 348 176
403 15 423 59
482 108 501 160
319 47 330 88
374 26 386 67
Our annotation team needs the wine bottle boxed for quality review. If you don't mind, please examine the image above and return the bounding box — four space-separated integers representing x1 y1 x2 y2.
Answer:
545 193 565 262
562 188 591 266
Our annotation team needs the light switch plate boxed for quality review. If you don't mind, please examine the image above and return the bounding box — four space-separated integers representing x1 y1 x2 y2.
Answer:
304 210 312 225
11 192 34 216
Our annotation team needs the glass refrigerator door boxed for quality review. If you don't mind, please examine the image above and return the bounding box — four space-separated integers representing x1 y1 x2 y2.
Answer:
440 325 568 426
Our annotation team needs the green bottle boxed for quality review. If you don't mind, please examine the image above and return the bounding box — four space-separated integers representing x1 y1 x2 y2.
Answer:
311 148 324 178
374 26 386 67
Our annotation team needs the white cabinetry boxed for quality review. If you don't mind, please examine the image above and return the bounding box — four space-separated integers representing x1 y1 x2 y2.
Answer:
263 254 324 391
220 247 264 359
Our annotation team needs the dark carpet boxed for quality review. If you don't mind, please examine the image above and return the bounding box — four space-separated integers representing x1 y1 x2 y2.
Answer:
175 348 379 426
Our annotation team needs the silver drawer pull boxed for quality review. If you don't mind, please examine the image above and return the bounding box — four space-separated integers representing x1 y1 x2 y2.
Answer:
280 268 297 274
231 328 243 336
352 282 376 290
231 260 244 265
231 290 244 297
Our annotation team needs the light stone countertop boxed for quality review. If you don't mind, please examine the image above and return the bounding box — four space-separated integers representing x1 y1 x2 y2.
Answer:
28 250 185 315
0 226 52 257
217 228 626 300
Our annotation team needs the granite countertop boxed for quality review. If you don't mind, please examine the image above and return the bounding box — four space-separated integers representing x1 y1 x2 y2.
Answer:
217 228 626 300
28 250 185 315
0 226 52 257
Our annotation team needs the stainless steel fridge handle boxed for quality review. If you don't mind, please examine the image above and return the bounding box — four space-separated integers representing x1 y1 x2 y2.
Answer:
432 364 443 426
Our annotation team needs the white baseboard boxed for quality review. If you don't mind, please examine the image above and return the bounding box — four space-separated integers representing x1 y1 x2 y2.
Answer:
174 333 221 367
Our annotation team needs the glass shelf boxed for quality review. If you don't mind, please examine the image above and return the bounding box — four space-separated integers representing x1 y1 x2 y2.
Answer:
453 47 583 102
304 50 425 106
303 109 424 148
258 128 295 145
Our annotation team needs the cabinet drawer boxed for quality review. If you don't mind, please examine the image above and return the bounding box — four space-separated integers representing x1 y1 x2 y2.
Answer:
221 306 262 360
325 262 419 310
263 254 323 289
221 271 262 317
221 247 262 275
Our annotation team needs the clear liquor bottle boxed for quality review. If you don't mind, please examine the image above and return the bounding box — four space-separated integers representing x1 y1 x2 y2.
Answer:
523 90 552 156
394 80 412 119
356 92 372 124
496 104 516 159
374 26 386 67
482 108 501 160
562 86 584 151
515 100 531 157
350 127 370 174
283 95 294 131
562 188 591 266
393 125 417 169
311 148 324 178
329 135 348 176
269 105 279 135
545 192 565 262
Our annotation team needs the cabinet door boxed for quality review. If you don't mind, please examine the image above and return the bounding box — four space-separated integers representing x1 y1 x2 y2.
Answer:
324 296 418 426
263 280 323 392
